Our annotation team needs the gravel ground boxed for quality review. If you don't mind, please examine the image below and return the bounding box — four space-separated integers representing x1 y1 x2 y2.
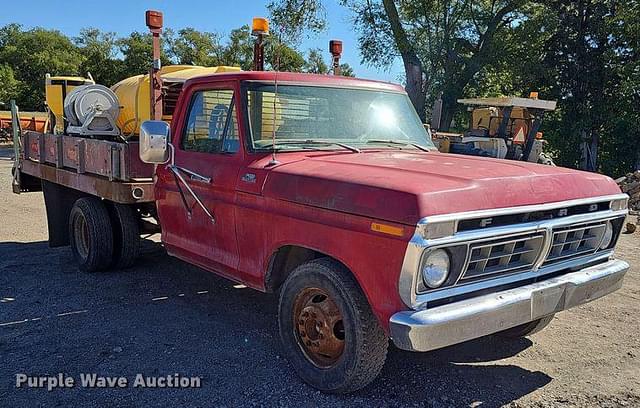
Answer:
1 148 639 407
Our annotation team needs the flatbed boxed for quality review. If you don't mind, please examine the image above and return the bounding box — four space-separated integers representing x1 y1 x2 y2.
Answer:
15 131 154 204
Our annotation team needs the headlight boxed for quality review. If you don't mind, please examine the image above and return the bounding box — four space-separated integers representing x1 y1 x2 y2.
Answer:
421 249 450 288
600 221 614 249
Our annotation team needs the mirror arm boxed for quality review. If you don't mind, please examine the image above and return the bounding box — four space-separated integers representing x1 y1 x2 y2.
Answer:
167 164 216 224
170 168 193 218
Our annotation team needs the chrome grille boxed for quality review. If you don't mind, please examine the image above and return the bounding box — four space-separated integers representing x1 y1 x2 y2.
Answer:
462 234 544 280
543 222 606 265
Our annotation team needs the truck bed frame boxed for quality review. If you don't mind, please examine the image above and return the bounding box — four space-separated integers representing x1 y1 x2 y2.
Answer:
15 131 155 204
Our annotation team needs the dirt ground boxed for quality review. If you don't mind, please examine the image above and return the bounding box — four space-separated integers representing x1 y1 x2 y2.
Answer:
1 148 639 407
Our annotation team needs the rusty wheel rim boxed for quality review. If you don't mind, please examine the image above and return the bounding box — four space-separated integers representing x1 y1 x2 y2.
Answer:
293 287 345 368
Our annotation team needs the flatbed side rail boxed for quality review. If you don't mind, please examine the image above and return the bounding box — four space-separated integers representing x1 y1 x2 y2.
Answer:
20 159 155 204
12 118 155 204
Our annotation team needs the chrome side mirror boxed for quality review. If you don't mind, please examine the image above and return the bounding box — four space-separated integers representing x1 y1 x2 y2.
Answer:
139 120 170 163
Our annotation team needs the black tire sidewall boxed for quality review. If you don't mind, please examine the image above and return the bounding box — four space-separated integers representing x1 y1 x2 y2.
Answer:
107 203 140 269
69 197 113 272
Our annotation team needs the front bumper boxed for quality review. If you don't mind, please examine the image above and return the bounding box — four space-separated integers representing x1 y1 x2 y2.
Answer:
390 259 629 352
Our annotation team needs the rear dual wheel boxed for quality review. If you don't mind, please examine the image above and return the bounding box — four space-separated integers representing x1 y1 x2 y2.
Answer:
69 197 139 271
278 258 388 393
69 197 113 272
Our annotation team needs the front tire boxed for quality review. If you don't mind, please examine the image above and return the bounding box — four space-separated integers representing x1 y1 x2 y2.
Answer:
278 258 388 393
69 197 114 272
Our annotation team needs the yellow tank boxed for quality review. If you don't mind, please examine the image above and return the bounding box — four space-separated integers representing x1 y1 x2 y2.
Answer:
111 65 241 136
45 74 94 133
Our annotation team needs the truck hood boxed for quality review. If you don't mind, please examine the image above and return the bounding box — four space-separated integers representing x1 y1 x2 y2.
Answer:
262 151 621 225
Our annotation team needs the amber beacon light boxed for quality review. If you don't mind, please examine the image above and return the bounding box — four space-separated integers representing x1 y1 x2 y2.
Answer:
252 17 269 35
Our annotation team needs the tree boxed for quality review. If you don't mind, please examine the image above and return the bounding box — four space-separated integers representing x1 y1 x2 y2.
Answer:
75 28 123 87
339 63 355 77
267 41 306 72
118 31 172 79
303 48 356 76
220 25 254 70
269 0 529 125
169 28 222 66
0 64 20 108
0 24 84 110
304 48 329 73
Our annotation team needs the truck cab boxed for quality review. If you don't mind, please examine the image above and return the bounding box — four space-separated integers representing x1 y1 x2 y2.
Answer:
136 71 629 392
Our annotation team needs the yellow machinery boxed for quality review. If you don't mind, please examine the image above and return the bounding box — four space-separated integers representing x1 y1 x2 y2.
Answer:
471 106 532 138
45 74 94 133
111 65 241 136
432 96 557 164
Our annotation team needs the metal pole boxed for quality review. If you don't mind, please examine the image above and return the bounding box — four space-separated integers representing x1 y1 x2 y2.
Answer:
11 100 20 161
146 10 164 121
253 34 265 71
11 100 21 193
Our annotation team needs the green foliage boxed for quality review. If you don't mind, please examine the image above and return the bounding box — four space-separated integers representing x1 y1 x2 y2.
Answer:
339 63 355 77
169 28 222 66
267 41 306 72
269 0 640 176
75 28 123 87
268 0 327 43
221 25 254 70
304 48 329 74
0 24 84 110
302 49 355 76
0 23 346 112
0 64 20 108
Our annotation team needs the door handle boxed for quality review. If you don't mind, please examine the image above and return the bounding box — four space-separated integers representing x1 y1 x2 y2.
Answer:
177 166 211 183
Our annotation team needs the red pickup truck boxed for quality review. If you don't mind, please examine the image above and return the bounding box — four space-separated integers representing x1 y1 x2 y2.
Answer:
13 70 629 393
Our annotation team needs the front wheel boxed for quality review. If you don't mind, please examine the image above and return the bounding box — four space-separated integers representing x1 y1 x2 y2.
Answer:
278 258 388 393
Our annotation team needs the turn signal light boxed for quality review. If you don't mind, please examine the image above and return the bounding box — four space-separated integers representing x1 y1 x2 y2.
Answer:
371 222 404 237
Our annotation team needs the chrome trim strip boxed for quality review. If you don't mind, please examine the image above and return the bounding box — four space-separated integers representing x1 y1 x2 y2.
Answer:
390 259 629 352
418 193 628 227
399 194 628 309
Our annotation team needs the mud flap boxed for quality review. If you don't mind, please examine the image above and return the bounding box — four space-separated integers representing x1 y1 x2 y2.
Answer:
42 180 87 247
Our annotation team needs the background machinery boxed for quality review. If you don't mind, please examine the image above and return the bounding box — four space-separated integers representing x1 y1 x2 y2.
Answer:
431 95 557 165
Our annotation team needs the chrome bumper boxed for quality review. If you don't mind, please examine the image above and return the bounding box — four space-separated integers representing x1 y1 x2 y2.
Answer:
390 259 629 352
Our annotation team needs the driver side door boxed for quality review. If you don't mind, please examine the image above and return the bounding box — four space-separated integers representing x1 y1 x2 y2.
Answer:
155 81 243 278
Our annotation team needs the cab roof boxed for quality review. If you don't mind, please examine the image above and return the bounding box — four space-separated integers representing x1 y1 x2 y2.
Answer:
183 70 406 93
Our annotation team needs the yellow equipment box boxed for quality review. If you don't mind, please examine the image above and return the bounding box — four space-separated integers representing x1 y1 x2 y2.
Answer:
45 74 94 133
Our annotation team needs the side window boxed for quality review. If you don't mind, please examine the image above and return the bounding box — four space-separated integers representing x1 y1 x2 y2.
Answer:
181 89 239 153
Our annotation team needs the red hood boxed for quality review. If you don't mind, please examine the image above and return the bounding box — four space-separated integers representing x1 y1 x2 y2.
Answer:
261 151 621 225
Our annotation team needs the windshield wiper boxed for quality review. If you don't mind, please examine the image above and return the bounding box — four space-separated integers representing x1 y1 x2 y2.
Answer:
364 139 432 152
263 139 361 153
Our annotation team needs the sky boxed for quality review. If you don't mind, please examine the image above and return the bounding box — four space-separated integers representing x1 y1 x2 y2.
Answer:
0 0 404 83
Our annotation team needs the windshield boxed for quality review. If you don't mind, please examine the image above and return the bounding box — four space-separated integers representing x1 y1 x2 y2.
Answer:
244 83 435 151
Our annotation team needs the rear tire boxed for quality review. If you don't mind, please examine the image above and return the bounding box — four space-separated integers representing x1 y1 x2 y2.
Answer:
69 197 113 272
497 314 555 338
107 203 140 269
278 258 388 393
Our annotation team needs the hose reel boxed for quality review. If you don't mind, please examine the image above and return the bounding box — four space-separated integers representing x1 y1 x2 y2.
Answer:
64 84 120 137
